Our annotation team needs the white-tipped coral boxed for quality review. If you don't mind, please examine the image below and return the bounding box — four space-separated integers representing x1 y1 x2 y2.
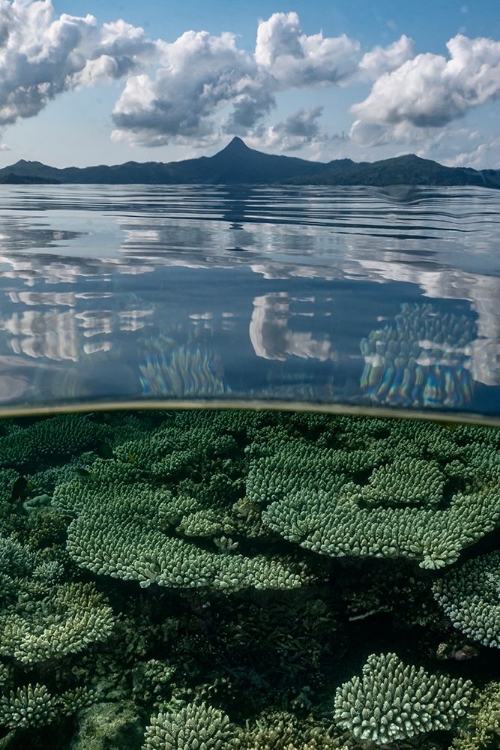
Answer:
334 652 473 745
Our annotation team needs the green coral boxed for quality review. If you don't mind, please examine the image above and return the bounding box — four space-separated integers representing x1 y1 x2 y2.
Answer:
0 581 115 664
0 408 496 749
143 701 239 749
452 681 500 750
0 414 108 469
433 550 500 647
63 496 305 591
333 652 473 745
71 701 144 750
248 416 500 568
242 711 345 749
0 684 57 729
52 424 308 591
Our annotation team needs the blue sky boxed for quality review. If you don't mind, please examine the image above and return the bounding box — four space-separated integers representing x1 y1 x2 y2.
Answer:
1 0 500 168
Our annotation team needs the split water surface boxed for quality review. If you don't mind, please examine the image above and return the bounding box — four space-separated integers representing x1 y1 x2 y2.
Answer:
0 184 499 748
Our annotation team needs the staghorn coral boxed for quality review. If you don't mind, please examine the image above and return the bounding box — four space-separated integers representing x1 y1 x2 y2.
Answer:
0 414 109 469
334 652 473 745
0 581 115 665
433 550 500 648
452 681 500 750
248 415 500 568
142 701 239 749
59 484 306 591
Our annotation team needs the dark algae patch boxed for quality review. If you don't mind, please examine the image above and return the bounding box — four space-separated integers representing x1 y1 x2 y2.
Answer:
0 410 498 748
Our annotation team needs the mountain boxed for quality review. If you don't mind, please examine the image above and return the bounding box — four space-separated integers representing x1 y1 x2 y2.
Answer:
0 171 61 184
1 137 499 189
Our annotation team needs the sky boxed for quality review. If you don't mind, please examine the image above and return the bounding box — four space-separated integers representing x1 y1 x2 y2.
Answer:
1 0 500 168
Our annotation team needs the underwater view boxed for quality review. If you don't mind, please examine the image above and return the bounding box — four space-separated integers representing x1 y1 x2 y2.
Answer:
0 173 500 750
0 407 498 749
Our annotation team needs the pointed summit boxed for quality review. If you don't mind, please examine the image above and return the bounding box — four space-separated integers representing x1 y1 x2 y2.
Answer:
218 136 250 155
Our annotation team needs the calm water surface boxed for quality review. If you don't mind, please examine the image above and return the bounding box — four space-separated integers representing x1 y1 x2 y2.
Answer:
1 183 500 419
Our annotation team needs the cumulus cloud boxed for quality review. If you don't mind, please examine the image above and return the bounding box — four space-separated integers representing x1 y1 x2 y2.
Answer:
260 106 326 151
254 11 361 87
112 12 412 147
451 140 500 169
111 30 272 146
359 35 414 77
351 34 500 146
0 0 160 126
73 19 159 85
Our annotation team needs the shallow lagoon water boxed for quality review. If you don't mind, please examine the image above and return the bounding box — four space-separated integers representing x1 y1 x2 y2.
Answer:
1 184 500 421
0 186 500 748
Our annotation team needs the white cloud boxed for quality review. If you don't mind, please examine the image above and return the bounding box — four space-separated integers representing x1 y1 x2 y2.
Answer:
351 34 500 146
0 0 160 126
5 3 498 164
258 106 327 152
254 11 361 87
112 12 413 147
359 35 414 77
111 30 272 146
441 136 500 169
73 19 159 86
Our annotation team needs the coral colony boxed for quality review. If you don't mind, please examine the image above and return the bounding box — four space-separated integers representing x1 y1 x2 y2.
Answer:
0 409 498 748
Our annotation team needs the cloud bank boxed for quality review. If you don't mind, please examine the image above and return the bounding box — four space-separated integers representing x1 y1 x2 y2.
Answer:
0 0 159 126
351 34 500 146
111 11 413 147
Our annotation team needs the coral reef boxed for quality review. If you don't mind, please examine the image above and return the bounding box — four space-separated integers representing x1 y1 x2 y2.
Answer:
0 408 496 749
143 701 238 749
248 415 500 568
452 681 500 750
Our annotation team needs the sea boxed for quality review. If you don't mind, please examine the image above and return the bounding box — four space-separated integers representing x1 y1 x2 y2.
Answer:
0 183 499 748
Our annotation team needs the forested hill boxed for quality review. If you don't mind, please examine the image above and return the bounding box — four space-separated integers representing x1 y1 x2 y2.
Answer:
1 137 499 188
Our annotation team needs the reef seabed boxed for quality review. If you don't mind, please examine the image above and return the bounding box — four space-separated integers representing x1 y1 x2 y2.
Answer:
0 409 497 750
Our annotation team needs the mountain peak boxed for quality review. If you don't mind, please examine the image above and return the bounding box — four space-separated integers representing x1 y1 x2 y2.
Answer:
218 137 250 154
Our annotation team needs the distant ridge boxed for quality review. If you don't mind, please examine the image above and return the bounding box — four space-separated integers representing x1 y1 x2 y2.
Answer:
1 138 499 189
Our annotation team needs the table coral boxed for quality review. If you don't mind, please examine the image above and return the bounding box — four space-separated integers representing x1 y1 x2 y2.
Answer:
433 549 500 647
248 415 500 568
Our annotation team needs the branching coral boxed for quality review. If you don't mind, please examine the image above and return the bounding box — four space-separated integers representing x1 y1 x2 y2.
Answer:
0 414 109 469
248 415 500 568
334 652 473 745
433 550 500 647
143 701 239 749
0 684 58 729
0 408 496 748
241 711 345 749
452 681 500 750
56 476 306 591
0 581 115 664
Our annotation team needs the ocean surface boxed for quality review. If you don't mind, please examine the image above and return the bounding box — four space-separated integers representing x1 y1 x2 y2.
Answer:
1 183 500 420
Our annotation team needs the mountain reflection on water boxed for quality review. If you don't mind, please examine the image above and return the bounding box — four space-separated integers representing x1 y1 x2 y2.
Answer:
0 183 500 419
